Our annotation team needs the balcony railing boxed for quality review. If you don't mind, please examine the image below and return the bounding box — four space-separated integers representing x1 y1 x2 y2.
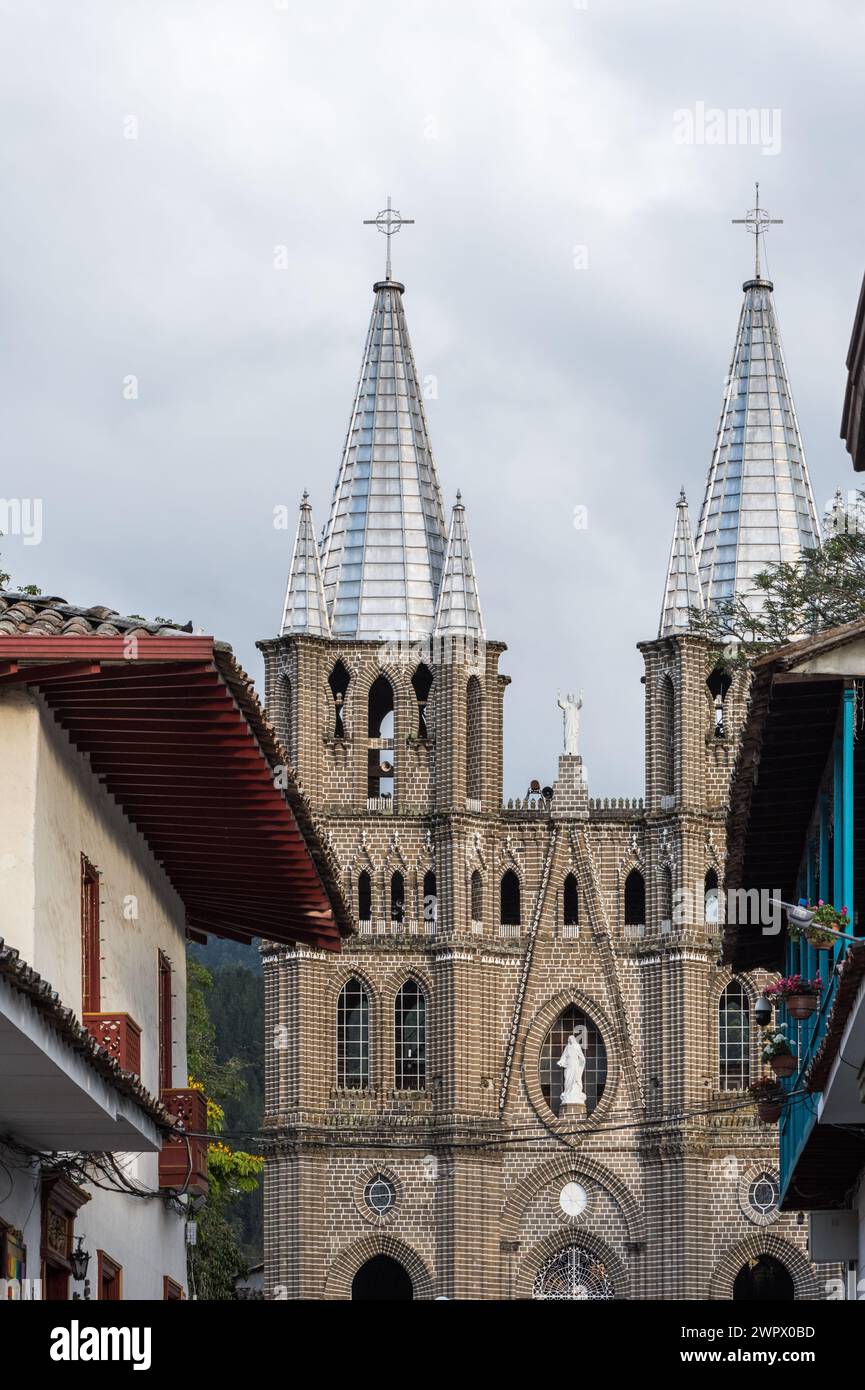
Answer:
159 1087 209 1196
83 1011 141 1076
367 796 393 814
498 922 520 938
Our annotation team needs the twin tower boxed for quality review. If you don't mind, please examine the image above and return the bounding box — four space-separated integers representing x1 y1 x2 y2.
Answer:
257 224 829 1301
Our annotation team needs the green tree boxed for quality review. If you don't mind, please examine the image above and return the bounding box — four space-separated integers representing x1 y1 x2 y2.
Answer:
690 492 865 656
186 958 264 1300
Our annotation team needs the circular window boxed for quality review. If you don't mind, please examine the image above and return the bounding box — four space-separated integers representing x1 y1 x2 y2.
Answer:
363 1175 396 1216
748 1172 779 1218
738 1165 780 1226
559 1182 588 1218
539 1007 607 1117
533 1246 614 1301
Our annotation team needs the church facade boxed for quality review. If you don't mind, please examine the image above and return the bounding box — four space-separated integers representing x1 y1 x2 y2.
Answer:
258 220 831 1299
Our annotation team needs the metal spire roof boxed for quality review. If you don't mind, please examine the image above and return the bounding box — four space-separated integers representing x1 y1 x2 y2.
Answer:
659 488 703 638
281 492 331 637
694 196 821 613
434 491 485 639
319 277 448 641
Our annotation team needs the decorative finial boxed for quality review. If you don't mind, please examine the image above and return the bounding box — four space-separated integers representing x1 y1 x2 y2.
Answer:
363 195 415 281
732 182 782 282
456 489 462 503
301 489 309 503
679 486 687 503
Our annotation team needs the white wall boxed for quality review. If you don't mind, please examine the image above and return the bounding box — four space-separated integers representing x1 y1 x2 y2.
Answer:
0 686 192 1298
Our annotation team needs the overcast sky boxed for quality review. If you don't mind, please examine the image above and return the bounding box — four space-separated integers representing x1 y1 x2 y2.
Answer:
1 0 863 797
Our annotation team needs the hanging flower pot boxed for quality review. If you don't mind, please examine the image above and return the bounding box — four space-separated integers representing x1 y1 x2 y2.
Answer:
762 975 822 1019
770 1052 797 1078
786 992 818 1020
750 1078 784 1124
807 930 836 952
757 1097 783 1123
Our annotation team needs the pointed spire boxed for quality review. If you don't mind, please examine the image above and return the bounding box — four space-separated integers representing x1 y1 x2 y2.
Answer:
659 488 703 638
694 231 821 614
434 491 485 640
281 492 331 638
320 279 448 641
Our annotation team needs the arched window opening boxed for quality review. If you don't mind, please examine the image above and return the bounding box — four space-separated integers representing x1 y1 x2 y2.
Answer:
411 663 434 740
277 672 292 756
368 675 395 800
539 1005 608 1117
624 869 645 926
394 979 427 1091
422 869 437 926
500 870 521 926
466 676 482 803
563 873 579 926
719 980 751 1091
337 977 370 1090
707 665 732 739
660 674 675 798
390 871 405 924
357 870 372 923
470 870 483 924
660 865 673 931
705 868 720 926
328 660 350 739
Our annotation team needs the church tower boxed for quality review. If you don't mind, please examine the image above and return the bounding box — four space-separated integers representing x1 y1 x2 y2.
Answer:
258 199 828 1301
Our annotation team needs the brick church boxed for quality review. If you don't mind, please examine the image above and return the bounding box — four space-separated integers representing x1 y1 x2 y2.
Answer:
257 205 831 1300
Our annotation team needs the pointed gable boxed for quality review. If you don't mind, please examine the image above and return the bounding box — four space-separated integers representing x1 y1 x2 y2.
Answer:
281 492 330 637
434 492 485 640
659 489 703 638
319 278 448 642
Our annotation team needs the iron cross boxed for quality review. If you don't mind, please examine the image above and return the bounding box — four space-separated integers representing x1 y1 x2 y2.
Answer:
363 196 414 281
732 183 782 281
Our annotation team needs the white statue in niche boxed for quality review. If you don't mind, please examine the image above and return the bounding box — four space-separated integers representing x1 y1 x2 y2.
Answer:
557 690 583 756
558 1027 588 1107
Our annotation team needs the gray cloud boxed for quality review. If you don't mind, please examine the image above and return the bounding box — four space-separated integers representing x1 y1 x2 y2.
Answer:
1 0 862 796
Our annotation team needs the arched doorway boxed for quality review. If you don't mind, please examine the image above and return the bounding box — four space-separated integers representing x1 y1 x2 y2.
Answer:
351 1254 414 1300
733 1254 794 1301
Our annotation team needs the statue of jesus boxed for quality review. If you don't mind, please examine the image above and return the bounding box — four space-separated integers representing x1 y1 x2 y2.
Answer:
558 1028 587 1107
557 690 583 756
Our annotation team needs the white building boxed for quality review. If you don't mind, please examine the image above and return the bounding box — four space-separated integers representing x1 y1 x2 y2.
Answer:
0 593 350 1300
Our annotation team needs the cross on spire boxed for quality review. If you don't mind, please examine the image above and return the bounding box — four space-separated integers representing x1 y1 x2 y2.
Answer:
363 195 414 281
732 182 782 281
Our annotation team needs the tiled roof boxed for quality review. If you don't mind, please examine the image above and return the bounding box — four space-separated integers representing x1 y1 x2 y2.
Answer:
0 588 353 943
0 937 172 1130
0 591 191 638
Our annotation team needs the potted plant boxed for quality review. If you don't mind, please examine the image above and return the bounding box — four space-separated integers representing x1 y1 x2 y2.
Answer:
750 1077 784 1123
788 901 849 951
761 1024 797 1078
762 974 822 1020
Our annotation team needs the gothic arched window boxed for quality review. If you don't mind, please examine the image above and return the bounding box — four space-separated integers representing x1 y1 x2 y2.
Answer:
357 870 372 923
705 869 720 926
390 871 405 924
466 676 482 802
660 674 675 798
411 663 434 740
368 674 395 800
563 873 579 926
500 870 520 926
394 979 427 1091
328 660 350 739
624 869 645 926
659 864 673 930
422 870 437 926
337 977 370 1089
719 980 750 1090
706 665 732 740
470 870 483 924
539 1005 607 1117
277 672 292 756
